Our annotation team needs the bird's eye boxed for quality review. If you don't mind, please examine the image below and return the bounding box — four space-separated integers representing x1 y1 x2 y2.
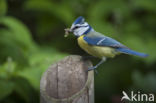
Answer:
73 26 79 30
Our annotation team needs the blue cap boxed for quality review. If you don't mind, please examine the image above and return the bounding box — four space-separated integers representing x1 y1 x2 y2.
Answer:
73 16 85 24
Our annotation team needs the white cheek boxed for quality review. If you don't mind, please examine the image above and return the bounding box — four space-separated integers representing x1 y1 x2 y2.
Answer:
74 27 89 36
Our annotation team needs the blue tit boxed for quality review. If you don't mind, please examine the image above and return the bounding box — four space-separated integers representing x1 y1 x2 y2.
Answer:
65 16 148 71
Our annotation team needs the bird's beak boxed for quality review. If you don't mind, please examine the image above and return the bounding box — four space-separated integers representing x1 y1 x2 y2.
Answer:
69 28 73 32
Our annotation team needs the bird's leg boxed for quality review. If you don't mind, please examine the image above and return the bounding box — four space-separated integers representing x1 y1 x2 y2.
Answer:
88 57 106 72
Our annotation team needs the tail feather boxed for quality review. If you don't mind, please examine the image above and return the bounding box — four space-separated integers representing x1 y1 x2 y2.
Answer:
116 48 148 57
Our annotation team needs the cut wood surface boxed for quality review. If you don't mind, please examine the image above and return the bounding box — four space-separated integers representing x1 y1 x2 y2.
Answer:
40 55 94 103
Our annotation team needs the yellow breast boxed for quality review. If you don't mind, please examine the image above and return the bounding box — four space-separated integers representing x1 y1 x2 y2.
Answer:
77 35 117 58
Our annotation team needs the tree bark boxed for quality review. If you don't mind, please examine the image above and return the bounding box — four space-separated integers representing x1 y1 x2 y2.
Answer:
40 55 94 103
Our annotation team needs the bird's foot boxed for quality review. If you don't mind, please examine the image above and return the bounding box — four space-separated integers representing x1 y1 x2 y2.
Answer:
88 66 96 71
88 66 98 74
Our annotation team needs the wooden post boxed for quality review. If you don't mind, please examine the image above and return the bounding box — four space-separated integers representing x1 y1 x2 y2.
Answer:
40 55 94 103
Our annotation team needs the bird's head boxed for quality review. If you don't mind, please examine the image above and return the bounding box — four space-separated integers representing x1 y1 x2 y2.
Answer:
69 16 93 37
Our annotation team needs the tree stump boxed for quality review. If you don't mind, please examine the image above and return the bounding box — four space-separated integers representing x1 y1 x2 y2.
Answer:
40 55 94 103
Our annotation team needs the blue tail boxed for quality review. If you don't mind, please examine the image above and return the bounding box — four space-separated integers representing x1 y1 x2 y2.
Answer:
116 48 148 57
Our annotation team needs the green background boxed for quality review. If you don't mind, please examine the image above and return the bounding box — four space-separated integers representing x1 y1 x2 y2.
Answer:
0 0 156 103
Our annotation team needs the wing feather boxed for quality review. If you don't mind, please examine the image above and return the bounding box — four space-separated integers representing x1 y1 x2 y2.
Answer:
83 33 127 48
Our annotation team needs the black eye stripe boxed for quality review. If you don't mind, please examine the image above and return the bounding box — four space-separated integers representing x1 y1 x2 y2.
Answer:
73 26 79 30
73 25 88 29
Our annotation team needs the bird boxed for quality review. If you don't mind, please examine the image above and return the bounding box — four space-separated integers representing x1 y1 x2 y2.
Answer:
65 16 148 71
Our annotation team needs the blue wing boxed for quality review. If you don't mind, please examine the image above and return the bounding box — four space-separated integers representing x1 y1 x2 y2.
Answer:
83 35 127 48
83 35 148 57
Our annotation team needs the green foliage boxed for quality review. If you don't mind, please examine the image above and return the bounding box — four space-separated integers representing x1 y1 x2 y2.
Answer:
0 0 156 103
0 0 67 102
24 0 74 23
0 17 36 50
132 0 156 11
0 0 7 16
0 79 14 100
132 70 156 93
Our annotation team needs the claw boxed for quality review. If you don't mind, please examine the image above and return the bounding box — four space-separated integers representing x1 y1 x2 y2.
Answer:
87 66 98 74
87 57 106 74
88 66 96 71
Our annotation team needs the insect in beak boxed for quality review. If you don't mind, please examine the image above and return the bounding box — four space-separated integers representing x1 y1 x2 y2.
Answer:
64 28 72 37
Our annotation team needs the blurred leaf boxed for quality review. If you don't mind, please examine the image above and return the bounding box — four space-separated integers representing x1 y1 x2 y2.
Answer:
17 67 42 90
0 57 16 78
0 0 7 16
18 48 67 89
14 77 36 103
24 0 74 24
29 48 67 69
132 0 156 11
0 29 29 65
0 16 37 51
88 0 131 36
0 80 14 101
